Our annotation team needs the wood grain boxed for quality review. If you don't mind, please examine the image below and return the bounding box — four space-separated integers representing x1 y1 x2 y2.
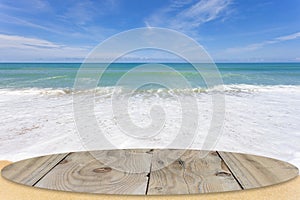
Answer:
1 153 68 185
147 150 242 194
34 150 152 194
218 151 299 189
89 149 153 173
1 149 298 195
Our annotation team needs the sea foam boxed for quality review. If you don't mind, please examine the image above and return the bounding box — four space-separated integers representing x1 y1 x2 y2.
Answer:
0 84 299 169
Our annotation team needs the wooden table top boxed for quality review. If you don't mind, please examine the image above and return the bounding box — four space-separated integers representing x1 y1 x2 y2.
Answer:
1 149 298 195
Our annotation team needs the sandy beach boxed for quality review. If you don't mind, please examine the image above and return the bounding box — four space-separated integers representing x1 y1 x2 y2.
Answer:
1 0 300 199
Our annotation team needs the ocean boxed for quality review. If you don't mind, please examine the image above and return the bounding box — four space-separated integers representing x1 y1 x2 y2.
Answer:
1 63 300 89
0 62 299 169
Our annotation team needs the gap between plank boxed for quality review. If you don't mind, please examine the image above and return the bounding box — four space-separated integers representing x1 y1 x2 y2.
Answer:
145 149 154 195
216 151 244 190
32 153 71 186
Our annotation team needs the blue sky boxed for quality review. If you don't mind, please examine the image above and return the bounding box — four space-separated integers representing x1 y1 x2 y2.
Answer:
0 0 299 62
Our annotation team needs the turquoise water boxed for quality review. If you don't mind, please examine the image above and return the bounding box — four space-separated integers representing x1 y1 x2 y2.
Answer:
0 63 300 89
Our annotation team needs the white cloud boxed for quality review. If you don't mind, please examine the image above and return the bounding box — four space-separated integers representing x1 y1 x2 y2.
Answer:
276 32 300 41
0 13 66 35
226 32 300 53
61 0 118 26
0 0 51 13
145 0 232 35
0 34 90 61
144 21 152 29
0 34 182 62
0 34 61 49
63 1 96 26
0 0 118 41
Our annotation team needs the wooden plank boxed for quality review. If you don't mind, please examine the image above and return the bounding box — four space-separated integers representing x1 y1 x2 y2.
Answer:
34 149 153 195
89 149 153 173
1 153 68 185
147 149 242 194
218 151 299 189
2 149 298 195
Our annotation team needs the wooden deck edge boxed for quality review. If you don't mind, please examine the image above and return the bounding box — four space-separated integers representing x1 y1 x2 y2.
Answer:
32 153 71 186
216 151 244 190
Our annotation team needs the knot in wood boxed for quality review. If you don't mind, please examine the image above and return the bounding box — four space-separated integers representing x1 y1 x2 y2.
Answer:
93 167 112 173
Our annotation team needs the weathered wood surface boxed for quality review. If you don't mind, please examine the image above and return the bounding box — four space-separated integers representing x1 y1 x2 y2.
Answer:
148 150 241 194
218 151 299 189
1 149 298 195
35 150 152 194
1 153 68 186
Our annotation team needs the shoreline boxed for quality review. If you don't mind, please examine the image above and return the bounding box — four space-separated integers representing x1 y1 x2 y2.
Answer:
0 84 299 170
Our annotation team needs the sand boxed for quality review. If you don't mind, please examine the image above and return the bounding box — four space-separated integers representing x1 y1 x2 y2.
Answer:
0 160 299 199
